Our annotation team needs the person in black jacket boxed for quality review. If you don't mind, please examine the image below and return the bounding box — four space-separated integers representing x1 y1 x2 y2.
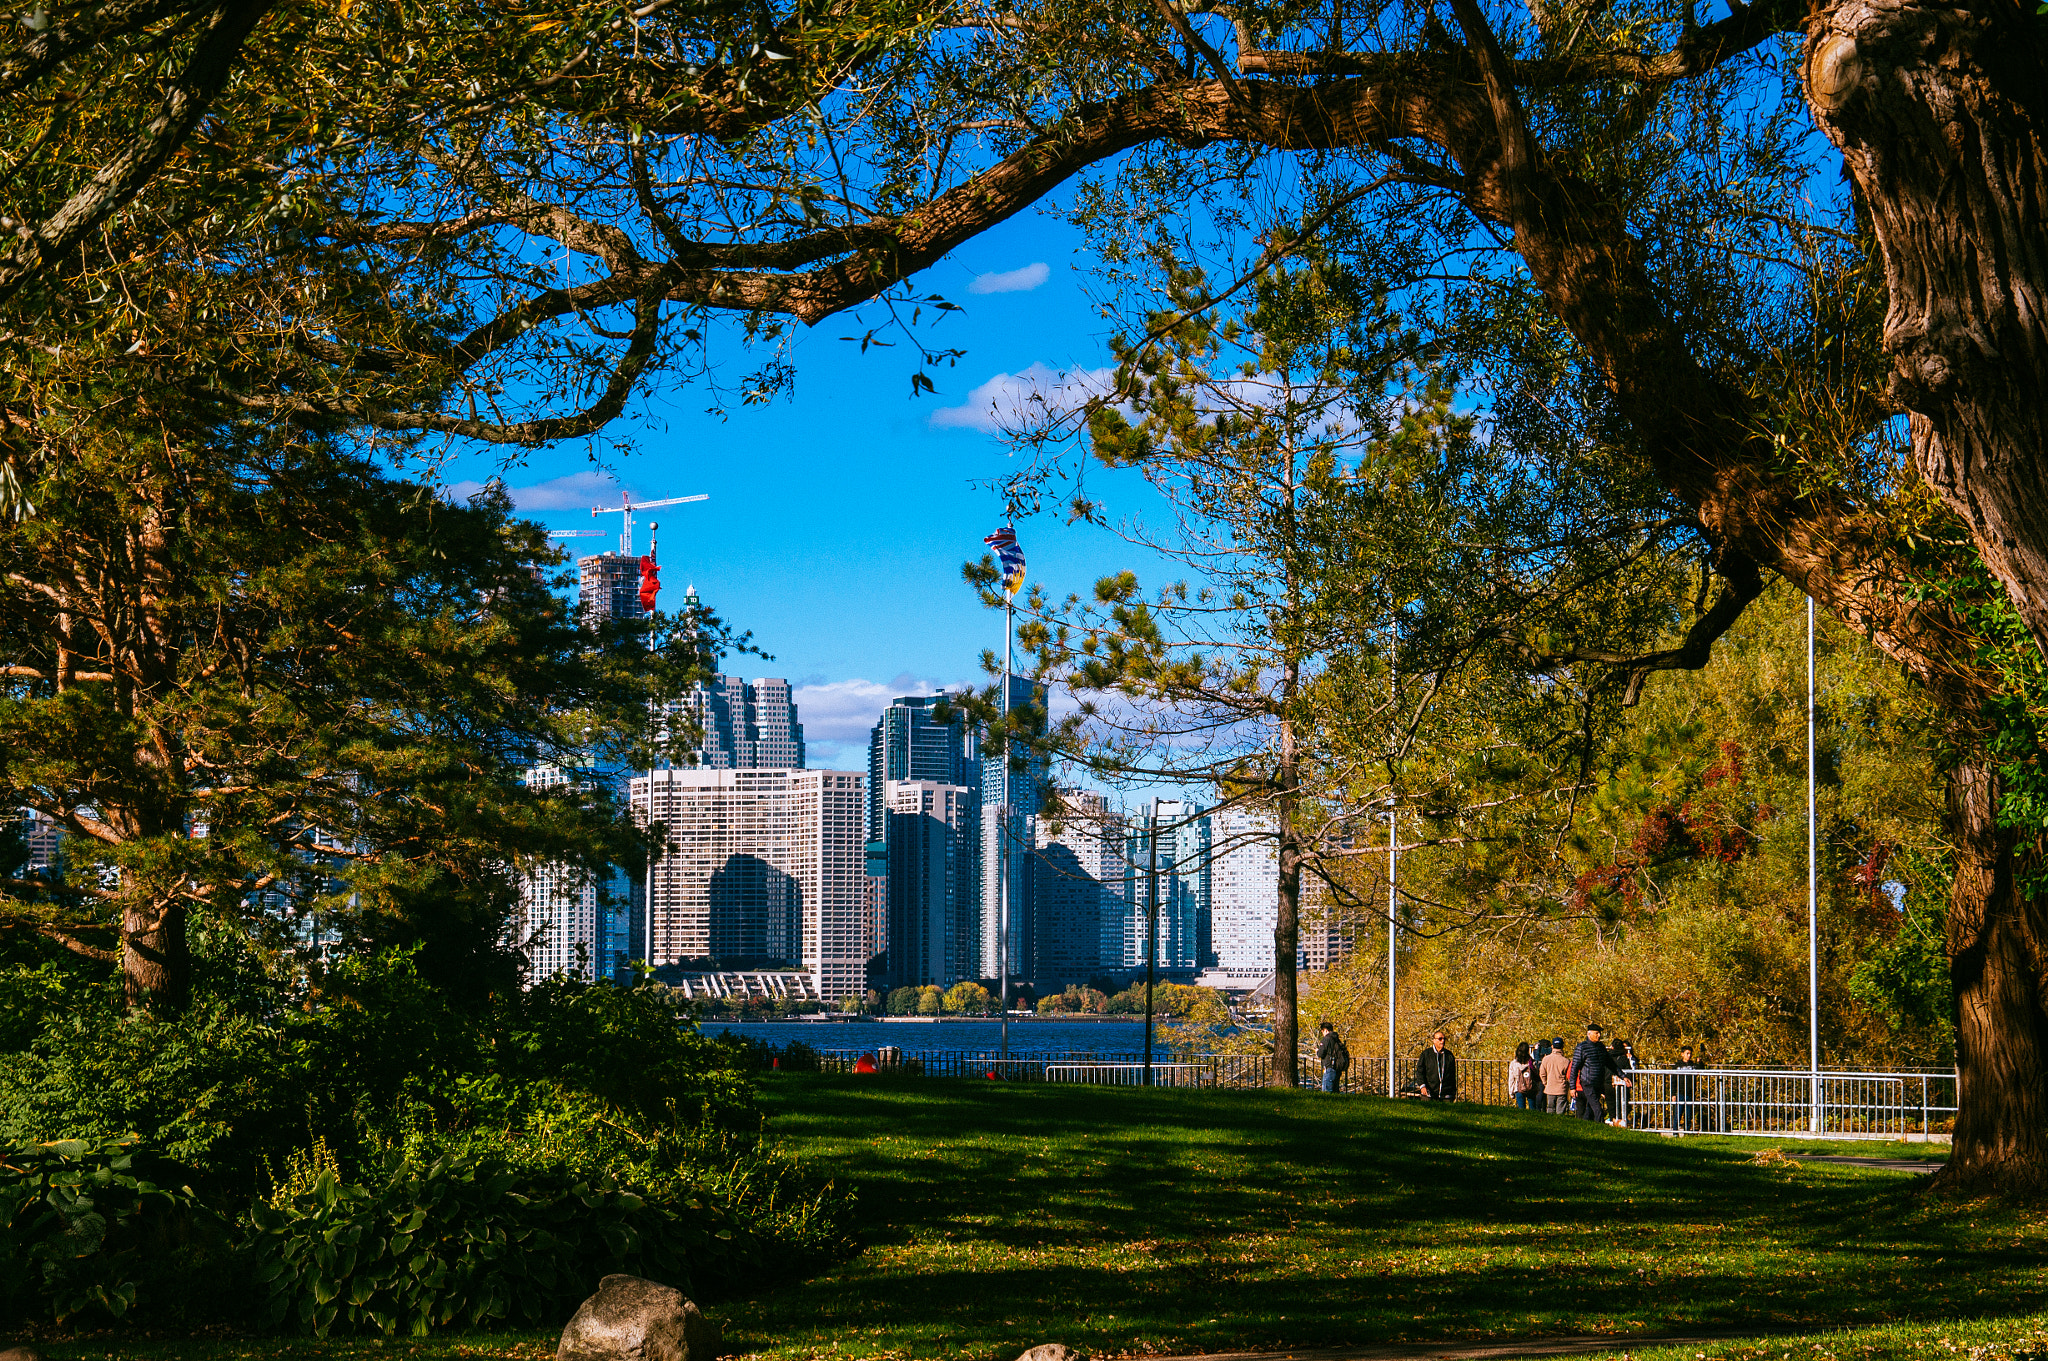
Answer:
1417 1031 1458 1100
1673 1045 1704 1132
1568 1024 1619 1122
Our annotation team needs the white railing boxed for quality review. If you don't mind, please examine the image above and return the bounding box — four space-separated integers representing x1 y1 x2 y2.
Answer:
1620 1068 1956 1140
1044 1062 1213 1087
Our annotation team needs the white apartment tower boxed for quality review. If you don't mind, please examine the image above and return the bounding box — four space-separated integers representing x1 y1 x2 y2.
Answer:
632 768 868 1003
516 764 637 983
1207 804 1278 979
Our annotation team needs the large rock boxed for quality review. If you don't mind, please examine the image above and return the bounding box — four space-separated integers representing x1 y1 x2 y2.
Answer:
0 1347 48 1361
557 1274 721 1361
1014 1346 1081 1361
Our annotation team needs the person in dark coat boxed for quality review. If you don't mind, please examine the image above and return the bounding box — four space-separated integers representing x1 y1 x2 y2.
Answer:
1568 1024 1620 1121
1604 1037 1635 1120
1673 1044 1705 1132
1315 1021 1350 1093
1417 1031 1458 1100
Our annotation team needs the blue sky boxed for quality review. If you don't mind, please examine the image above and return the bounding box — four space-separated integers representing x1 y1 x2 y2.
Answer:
441 207 1146 770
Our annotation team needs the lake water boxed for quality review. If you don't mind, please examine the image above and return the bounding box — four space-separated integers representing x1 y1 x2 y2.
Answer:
702 1017 1177 1060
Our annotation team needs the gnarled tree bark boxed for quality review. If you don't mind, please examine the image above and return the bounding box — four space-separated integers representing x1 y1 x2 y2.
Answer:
1935 759 2048 1195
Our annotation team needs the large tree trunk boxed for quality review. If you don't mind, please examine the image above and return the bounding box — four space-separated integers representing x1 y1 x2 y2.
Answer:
1933 759 2048 1195
1806 0 2048 654
1271 716 1302 1089
121 895 190 1017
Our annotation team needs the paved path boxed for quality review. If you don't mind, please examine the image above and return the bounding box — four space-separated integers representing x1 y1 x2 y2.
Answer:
1801 1154 1944 1174
1145 1335 1793 1360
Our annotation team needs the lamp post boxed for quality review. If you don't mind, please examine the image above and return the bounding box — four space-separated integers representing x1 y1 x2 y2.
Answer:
1386 793 1398 1097
1144 799 1160 1087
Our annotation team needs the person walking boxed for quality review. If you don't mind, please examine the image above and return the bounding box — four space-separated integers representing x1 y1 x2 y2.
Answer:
1568 1024 1624 1122
1604 1036 1635 1122
1417 1031 1459 1101
1539 1037 1571 1114
1508 1042 1538 1110
1315 1021 1350 1093
1673 1044 1704 1133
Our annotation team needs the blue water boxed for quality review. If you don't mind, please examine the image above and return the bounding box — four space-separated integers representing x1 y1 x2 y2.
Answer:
703 1017 1177 1060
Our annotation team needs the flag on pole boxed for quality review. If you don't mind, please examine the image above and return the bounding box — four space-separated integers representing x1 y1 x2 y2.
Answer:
984 524 1026 596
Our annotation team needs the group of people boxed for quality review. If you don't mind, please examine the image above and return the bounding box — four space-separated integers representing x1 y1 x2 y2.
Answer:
1507 1025 1703 1124
1313 1021 1707 1129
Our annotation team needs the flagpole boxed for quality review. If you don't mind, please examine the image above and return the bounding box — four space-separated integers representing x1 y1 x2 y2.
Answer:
1808 593 1820 1133
1001 583 1013 1062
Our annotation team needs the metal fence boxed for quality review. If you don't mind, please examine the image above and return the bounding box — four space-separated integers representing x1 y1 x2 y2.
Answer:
1618 1067 1956 1138
765 1044 1953 1137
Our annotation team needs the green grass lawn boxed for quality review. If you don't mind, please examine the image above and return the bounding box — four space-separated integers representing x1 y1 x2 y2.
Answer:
710 1075 2040 1361
27 1075 2047 1361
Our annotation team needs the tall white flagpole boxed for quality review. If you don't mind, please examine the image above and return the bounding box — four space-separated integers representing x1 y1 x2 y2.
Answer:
1000 583 1014 1061
1808 594 1821 1133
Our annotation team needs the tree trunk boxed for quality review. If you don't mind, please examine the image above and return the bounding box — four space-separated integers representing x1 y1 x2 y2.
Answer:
1272 794 1301 1088
1932 759 2048 1196
1806 0 2048 654
1271 657 1302 1088
121 895 190 1017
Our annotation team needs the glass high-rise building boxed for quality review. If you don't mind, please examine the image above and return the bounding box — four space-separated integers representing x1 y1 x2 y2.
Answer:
1031 790 1125 981
672 674 805 770
1118 800 1212 975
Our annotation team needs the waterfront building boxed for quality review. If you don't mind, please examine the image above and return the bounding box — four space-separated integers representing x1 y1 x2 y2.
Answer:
866 693 983 983
1031 790 1125 981
516 763 638 983
979 673 1047 982
1207 803 1278 980
881 780 973 988
1117 800 1211 974
631 768 868 1004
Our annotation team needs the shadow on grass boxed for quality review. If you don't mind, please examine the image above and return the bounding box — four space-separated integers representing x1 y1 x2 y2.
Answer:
716 1075 2046 1359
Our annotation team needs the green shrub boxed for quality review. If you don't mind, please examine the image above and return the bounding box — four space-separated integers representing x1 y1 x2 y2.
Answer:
247 1154 721 1337
0 1135 227 1325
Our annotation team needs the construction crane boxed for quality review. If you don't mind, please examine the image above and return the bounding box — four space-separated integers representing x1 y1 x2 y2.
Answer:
591 492 708 557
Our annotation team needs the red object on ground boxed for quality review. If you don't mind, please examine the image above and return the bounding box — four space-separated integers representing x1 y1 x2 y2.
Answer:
855 1053 878 1073
986 1069 998 1080
771 1056 780 1070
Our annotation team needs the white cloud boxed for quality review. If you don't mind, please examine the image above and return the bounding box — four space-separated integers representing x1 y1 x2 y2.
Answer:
793 675 956 744
440 470 646 511
968 261 1051 295
929 362 1116 434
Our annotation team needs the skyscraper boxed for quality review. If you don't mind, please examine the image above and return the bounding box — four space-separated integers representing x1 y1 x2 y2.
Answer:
578 553 644 626
1207 804 1278 979
631 767 868 1003
1118 800 1211 974
669 668 806 771
516 764 637 983
979 673 1047 982
867 694 982 982
1031 790 1125 981
881 780 973 988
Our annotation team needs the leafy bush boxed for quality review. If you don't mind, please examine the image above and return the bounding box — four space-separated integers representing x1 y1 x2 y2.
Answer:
247 1155 721 1336
0 1135 228 1325
0 955 855 1333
